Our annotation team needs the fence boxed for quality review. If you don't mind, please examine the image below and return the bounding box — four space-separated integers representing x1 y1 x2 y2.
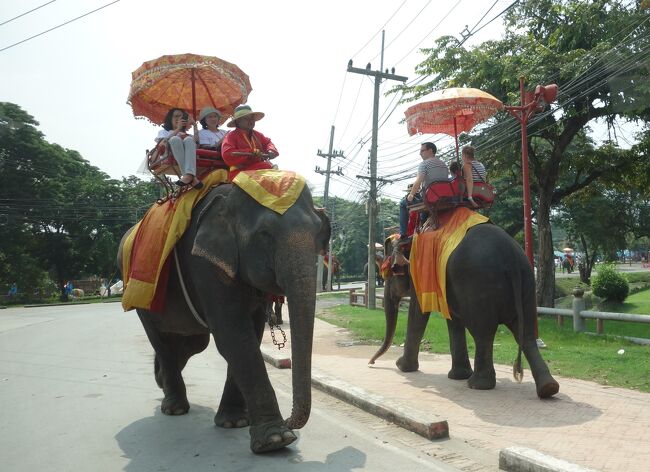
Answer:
349 283 409 308
537 287 650 345
349 286 650 345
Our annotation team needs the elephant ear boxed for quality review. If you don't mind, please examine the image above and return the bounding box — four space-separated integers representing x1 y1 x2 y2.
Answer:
191 194 238 280
384 235 396 258
314 207 331 255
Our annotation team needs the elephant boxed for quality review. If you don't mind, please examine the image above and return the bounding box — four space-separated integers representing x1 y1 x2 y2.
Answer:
369 224 559 399
321 254 341 291
562 256 574 274
118 183 330 453
363 253 385 286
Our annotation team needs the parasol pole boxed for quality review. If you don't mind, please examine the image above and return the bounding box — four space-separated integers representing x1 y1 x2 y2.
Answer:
453 115 459 162
191 68 197 121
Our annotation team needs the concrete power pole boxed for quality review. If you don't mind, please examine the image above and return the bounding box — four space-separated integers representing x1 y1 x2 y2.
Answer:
315 125 344 292
347 31 407 309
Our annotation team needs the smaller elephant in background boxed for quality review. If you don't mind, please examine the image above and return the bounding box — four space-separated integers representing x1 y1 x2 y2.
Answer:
321 254 341 290
370 226 559 399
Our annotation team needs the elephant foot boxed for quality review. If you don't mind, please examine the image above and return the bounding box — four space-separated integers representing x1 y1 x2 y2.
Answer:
214 407 249 428
467 371 496 390
448 365 473 380
249 421 296 453
535 375 560 399
161 394 190 415
396 356 419 372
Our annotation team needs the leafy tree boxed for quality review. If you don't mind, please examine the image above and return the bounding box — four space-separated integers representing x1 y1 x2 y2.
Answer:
313 195 399 277
0 103 158 300
398 0 650 306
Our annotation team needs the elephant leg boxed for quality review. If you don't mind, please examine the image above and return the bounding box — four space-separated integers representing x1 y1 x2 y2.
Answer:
215 308 267 428
396 299 430 372
211 305 295 452
507 322 559 398
467 326 497 390
138 311 209 415
215 367 249 428
446 316 472 380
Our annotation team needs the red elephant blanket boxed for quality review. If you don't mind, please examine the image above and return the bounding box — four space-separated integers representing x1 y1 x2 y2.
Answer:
409 207 489 319
121 169 305 312
121 169 229 312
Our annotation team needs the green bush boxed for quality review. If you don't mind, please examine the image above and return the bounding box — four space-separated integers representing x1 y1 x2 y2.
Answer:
591 263 629 303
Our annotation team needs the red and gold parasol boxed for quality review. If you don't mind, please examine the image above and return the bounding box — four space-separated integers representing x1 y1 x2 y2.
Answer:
405 87 503 159
127 53 252 125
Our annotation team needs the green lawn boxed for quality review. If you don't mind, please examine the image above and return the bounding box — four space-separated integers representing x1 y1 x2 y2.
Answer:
317 294 650 393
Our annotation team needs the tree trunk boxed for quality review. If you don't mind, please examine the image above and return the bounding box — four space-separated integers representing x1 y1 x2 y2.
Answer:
578 234 594 284
536 191 555 307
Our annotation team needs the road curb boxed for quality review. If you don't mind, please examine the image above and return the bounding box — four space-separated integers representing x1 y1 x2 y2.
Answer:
260 344 292 369
261 346 603 471
499 446 600 472
261 344 448 439
311 371 449 440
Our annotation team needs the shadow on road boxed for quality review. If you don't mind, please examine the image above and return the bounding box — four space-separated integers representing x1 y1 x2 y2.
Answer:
115 404 368 471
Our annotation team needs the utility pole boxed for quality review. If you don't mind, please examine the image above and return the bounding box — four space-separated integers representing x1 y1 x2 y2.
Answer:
315 125 344 292
347 31 407 309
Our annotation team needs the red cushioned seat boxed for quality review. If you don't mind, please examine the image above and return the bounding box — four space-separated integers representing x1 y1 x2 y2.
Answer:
424 179 461 206
148 141 228 178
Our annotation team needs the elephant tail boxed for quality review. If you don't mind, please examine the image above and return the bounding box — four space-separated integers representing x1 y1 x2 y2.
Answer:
509 269 524 384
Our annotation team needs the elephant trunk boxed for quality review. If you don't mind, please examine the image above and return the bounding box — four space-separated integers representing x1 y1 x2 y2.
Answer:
369 284 399 364
283 267 316 430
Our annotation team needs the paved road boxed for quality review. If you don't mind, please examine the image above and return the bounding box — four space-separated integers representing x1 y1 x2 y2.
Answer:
0 303 462 472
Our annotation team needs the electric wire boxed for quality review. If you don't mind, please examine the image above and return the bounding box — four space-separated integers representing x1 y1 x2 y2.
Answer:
349 0 408 60
369 0 434 62
0 0 121 53
0 0 57 27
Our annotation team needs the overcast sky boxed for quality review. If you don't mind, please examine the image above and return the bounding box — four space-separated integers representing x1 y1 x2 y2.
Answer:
1 0 511 202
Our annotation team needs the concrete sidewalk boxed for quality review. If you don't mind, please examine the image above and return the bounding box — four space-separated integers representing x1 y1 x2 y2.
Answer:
261 312 649 472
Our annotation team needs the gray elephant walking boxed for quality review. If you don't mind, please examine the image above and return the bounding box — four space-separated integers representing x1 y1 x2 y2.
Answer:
119 183 330 453
371 225 559 399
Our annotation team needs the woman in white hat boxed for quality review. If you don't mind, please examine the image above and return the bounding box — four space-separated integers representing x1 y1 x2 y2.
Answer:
197 107 228 150
221 104 279 180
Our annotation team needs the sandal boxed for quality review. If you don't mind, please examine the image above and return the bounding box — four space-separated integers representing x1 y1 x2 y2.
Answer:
175 179 190 187
192 180 204 190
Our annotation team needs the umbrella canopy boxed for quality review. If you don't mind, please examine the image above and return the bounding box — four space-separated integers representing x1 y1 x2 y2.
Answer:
127 53 252 125
405 87 503 159
554 250 565 257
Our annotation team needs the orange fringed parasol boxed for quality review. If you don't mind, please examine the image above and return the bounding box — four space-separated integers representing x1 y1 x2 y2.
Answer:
405 87 503 159
127 53 252 125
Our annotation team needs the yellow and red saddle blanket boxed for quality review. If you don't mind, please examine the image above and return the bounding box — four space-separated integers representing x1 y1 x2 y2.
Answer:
121 169 305 312
409 207 489 319
121 170 228 312
232 169 305 214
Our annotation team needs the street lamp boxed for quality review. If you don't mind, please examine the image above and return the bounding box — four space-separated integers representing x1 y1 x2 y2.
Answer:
504 77 558 268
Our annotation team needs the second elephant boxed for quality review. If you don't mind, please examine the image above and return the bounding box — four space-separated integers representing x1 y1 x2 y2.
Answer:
370 224 559 399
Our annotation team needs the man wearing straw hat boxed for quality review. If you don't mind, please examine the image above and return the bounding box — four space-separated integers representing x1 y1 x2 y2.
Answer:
221 104 279 180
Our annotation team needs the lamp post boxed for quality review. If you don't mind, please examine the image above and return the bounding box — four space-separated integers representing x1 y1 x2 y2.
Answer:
504 77 558 268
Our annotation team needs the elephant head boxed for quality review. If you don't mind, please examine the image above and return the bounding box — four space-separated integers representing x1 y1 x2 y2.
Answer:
368 235 412 364
190 184 330 430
